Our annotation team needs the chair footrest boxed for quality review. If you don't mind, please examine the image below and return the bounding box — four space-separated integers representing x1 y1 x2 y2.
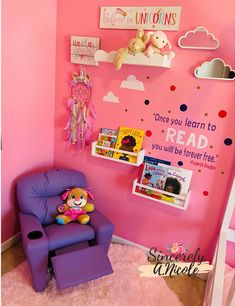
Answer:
51 245 113 290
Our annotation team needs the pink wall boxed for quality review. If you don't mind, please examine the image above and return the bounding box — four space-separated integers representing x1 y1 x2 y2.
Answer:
54 0 235 262
3 0 233 265
1 0 57 242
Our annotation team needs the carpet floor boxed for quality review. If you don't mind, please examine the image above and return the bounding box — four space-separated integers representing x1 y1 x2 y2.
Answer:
2 244 183 306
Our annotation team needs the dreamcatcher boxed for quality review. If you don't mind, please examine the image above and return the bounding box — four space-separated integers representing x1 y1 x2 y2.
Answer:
64 68 96 152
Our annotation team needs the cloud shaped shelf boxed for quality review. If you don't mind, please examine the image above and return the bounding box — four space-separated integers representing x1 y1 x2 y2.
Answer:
94 50 172 68
194 58 235 81
178 26 219 50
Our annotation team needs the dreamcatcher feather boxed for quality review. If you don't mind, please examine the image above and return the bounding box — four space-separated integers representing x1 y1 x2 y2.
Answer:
64 69 96 152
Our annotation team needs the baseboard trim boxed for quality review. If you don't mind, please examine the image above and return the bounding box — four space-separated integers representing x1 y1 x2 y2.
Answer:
111 235 152 255
1 232 21 253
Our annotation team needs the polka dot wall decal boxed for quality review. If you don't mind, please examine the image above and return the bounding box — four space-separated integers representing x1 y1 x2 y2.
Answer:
147 76 150 79
125 109 128 112
144 99 150 105
221 171 224 174
141 118 144 122
146 130 152 137
203 191 209 196
170 85 176 91
178 161 183 166
224 138 233 146
197 86 200 89
161 130 164 133
210 145 213 149
180 104 187 112
168 110 171 113
218 110 227 118
205 113 208 116
198 169 202 172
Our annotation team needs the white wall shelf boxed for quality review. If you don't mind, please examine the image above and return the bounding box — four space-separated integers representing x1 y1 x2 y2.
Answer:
91 141 145 166
94 50 172 68
132 179 191 210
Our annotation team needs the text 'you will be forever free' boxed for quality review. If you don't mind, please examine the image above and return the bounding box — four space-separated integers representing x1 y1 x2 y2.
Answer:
152 113 217 164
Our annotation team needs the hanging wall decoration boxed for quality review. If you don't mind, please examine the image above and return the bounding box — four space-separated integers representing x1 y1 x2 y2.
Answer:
178 26 220 50
194 58 235 80
100 6 181 31
70 36 100 66
64 69 96 152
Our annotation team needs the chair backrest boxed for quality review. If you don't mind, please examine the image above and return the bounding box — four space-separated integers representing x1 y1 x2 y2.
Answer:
16 169 87 226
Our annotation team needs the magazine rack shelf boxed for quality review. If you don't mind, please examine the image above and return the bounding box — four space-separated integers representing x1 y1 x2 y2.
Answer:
132 179 191 210
94 50 172 68
91 141 145 166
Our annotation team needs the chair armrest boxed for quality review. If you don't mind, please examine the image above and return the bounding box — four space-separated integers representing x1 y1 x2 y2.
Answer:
89 209 114 253
19 212 49 292
20 212 48 250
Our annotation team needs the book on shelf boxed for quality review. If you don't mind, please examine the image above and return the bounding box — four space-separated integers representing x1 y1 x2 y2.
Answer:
135 186 162 200
158 164 193 198
135 163 168 199
112 127 145 163
95 130 118 157
139 163 168 189
97 133 117 148
137 156 171 189
143 156 171 166
136 163 193 206
95 147 114 158
136 156 170 193
101 128 119 137
159 164 192 205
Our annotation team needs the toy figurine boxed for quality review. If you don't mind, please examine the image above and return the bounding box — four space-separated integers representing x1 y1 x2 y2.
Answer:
56 188 94 225
145 30 175 59
113 28 152 70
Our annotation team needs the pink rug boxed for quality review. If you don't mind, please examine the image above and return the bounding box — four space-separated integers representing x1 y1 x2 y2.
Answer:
2 244 183 306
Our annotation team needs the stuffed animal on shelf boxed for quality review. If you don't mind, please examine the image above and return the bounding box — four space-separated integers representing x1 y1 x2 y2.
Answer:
56 188 94 225
145 31 175 60
113 28 152 70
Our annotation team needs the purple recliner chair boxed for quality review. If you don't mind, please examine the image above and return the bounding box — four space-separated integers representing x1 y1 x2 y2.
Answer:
16 169 114 292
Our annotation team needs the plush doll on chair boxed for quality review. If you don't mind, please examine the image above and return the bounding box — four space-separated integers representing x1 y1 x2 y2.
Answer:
56 188 94 225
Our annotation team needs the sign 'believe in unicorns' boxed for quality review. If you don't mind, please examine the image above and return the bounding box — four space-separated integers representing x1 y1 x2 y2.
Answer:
100 6 182 31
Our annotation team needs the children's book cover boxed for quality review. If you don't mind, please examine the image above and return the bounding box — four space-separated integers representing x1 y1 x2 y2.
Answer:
96 133 117 157
101 128 118 137
95 147 114 157
135 186 162 200
97 133 117 148
143 156 171 166
137 156 171 187
113 127 145 163
159 164 193 198
139 163 168 189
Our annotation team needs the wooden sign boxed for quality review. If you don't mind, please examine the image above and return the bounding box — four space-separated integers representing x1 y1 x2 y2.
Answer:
100 6 181 31
70 36 100 66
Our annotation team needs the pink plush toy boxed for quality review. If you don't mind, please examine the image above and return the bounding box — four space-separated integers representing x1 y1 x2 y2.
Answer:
145 31 175 60
56 187 94 225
